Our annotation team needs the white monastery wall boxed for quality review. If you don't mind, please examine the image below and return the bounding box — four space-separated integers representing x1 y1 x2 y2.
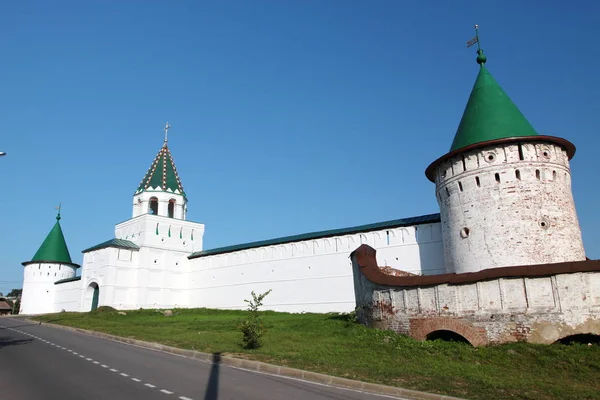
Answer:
20 262 78 315
53 279 83 312
434 141 586 274
189 223 443 313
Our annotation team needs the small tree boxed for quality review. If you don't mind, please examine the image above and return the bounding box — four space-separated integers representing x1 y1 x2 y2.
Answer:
238 289 272 349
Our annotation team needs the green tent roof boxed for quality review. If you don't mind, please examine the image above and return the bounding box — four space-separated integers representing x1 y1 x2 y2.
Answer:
30 214 73 264
449 49 538 152
135 144 186 197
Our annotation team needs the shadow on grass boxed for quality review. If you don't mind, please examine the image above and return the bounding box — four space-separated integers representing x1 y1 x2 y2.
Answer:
325 313 358 323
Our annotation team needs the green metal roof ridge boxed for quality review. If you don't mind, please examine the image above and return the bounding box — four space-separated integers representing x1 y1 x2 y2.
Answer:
29 214 73 264
54 276 82 285
82 238 140 254
135 144 186 197
189 213 441 259
449 60 538 152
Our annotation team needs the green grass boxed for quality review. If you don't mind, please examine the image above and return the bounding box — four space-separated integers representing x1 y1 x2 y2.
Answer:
33 308 600 400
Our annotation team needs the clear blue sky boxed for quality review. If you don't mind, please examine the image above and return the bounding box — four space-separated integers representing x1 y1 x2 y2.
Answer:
1 1 599 293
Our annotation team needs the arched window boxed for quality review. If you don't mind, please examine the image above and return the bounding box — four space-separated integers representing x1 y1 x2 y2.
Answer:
149 197 159 215
168 199 176 218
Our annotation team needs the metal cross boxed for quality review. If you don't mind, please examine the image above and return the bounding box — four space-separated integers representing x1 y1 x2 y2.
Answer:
164 122 171 143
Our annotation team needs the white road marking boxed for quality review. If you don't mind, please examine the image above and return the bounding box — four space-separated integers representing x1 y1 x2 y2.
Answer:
8 323 201 400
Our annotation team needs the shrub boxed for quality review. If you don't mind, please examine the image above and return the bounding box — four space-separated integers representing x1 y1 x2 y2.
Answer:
238 289 272 349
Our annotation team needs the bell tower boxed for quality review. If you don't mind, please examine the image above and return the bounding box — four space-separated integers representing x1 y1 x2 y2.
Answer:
132 122 187 220
116 122 204 253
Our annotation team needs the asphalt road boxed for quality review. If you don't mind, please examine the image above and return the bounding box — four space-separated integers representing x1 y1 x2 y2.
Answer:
0 316 404 400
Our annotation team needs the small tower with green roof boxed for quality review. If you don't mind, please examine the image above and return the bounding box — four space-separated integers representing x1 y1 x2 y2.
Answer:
20 208 80 315
425 26 586 274
132 122 188 220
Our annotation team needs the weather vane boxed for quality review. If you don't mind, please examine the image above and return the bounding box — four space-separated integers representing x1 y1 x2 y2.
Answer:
164 122 171 143
55 203 62 220
466 24 486 65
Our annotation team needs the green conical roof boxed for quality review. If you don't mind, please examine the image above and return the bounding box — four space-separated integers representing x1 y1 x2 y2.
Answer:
135 143 186 197
450 50 538 152
30 214 73 264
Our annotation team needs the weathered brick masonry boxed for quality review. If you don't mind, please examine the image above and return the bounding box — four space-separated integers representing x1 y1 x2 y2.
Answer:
351 245 600 346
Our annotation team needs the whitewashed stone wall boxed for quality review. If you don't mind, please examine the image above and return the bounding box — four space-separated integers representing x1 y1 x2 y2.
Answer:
20 262 78 315
53 279 83 312
434 141 586 274
188 222 444 313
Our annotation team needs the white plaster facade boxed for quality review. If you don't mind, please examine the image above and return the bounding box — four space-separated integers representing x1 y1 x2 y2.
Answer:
433 140 586 274
49 217 443 313
20 261 78 315
187 222 444 313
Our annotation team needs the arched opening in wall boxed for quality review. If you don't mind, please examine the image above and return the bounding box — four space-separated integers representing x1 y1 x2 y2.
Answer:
149 197 159 215
535 169 541 180
458 181 463 192
475 176 480 187
495 173 500 183
168 199 176 218
85 282 100 312
554 334 600 346
552 170 557 181
515 170 521 180
426 330 472 345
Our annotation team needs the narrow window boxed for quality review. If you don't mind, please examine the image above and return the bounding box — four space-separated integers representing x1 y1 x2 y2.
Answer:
59 265 61 270
553 170 557 180
149 197 159 215
386 231 390 246
168 199 175 218
475 176 480 187
495 173 500 183
515 170 521 180
445 187 450 197
536 169 541 180
458 181 463 192
461 155 467 171
518 144 524 160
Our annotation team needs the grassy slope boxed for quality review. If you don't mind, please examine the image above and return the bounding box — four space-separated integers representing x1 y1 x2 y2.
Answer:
34 308 600 400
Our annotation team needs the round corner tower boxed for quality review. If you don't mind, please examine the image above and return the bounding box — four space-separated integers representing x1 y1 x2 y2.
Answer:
20 211 80 314
425 45 586 274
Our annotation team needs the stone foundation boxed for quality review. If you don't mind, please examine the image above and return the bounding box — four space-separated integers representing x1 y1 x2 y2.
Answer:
351 244 600 345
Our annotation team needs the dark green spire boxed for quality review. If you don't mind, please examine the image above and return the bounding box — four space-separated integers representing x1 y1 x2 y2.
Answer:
450 27 538 152
30 209 73 264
